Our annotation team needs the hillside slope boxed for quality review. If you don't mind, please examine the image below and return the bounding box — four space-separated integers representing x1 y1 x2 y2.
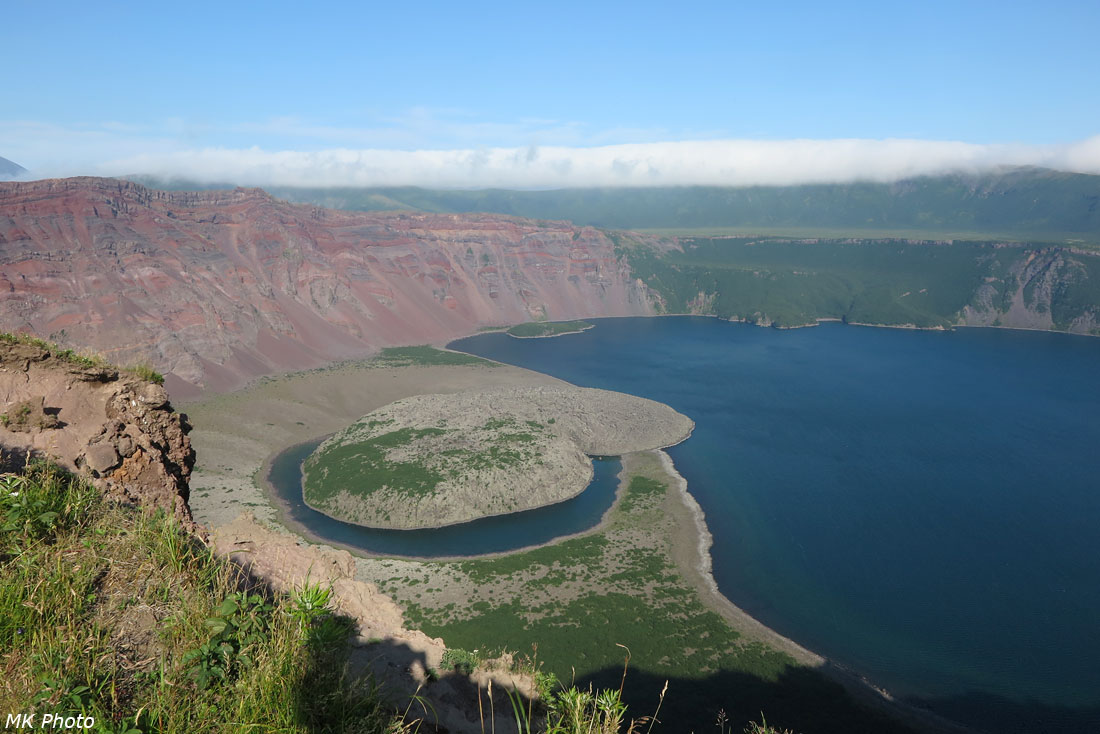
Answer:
0 178 659 395
624 236 1100 333
0 156 26 179
253 167 1100 241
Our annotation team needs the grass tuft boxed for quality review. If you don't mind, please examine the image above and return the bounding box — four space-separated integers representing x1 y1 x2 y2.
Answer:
0 332 105 369
125 363 166 385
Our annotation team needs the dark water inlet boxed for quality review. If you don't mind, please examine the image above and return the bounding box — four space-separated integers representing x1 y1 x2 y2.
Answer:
267 440 622 558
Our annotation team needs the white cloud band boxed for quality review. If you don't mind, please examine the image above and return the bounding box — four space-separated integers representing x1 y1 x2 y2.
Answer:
18 136 1100 188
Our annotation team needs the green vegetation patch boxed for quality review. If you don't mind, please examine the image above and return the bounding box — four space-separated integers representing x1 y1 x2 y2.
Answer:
0 332 105 370
263 170 1100 244
303 413 555 523
0 332 166 384
371 345 496 367
303 426 452 504
507 320 593 338
616 475 666 514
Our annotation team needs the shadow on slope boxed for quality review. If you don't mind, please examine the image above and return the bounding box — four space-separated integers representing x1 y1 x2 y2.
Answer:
908 690 1100 734
575 663 922 734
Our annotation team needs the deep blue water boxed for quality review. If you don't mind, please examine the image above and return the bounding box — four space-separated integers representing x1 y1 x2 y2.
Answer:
268 440 621 557
449 317 1100 732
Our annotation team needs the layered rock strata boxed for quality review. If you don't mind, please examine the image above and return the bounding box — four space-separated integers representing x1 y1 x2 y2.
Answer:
0 177 662 395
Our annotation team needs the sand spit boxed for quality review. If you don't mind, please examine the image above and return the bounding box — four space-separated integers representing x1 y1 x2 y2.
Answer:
653 450 820 666
507 323 595 339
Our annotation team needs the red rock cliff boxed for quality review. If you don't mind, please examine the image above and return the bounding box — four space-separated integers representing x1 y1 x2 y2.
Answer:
0 178 659 395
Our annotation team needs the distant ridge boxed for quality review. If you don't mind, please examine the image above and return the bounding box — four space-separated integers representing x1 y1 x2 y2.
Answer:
130 166 1100 242
0 156 27 179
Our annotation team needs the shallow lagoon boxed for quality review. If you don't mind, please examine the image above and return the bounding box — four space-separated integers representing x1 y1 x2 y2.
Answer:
450 317 1100 733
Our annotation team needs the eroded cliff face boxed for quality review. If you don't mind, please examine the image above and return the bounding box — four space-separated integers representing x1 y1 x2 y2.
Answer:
959 247 1100 333
0 177 659 395
0 340 196 529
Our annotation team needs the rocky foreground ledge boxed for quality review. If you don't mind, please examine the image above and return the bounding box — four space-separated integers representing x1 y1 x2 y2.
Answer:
303 385 694 529
0 339 197 530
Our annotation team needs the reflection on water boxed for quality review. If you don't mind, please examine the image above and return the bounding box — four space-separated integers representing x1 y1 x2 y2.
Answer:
268 440 621 558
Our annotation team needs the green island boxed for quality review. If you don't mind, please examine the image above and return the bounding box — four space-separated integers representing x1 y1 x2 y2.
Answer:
302 410 575 529
301 385 692 529
507 320 595 338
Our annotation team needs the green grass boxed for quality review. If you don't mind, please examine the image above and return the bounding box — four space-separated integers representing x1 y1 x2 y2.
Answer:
372 345 497 367
507 321 594 338
0 332 170 384
0 332 105 369
635 225 1100 246
304 414 555 519
303 426 451 504
126 363 166 385
0 461 397 734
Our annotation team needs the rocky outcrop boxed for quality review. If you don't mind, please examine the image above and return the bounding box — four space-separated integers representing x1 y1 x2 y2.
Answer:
0 340 196 529
959 247 1100 332
0 177 662 396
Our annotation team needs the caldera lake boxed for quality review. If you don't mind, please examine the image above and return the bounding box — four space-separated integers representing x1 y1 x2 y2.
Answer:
449 317 1100 734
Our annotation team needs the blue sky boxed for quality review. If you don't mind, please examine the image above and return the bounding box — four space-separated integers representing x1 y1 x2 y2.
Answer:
5 0 1100 186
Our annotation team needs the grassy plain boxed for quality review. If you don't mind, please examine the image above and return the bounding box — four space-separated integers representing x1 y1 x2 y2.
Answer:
370 345 498 367
254 168 1100 245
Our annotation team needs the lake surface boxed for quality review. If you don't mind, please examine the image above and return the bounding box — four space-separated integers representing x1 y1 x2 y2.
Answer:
268 440 622 557
450 317 1100 733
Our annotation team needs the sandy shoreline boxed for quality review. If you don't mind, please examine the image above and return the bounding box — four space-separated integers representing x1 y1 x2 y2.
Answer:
652 450 822 667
